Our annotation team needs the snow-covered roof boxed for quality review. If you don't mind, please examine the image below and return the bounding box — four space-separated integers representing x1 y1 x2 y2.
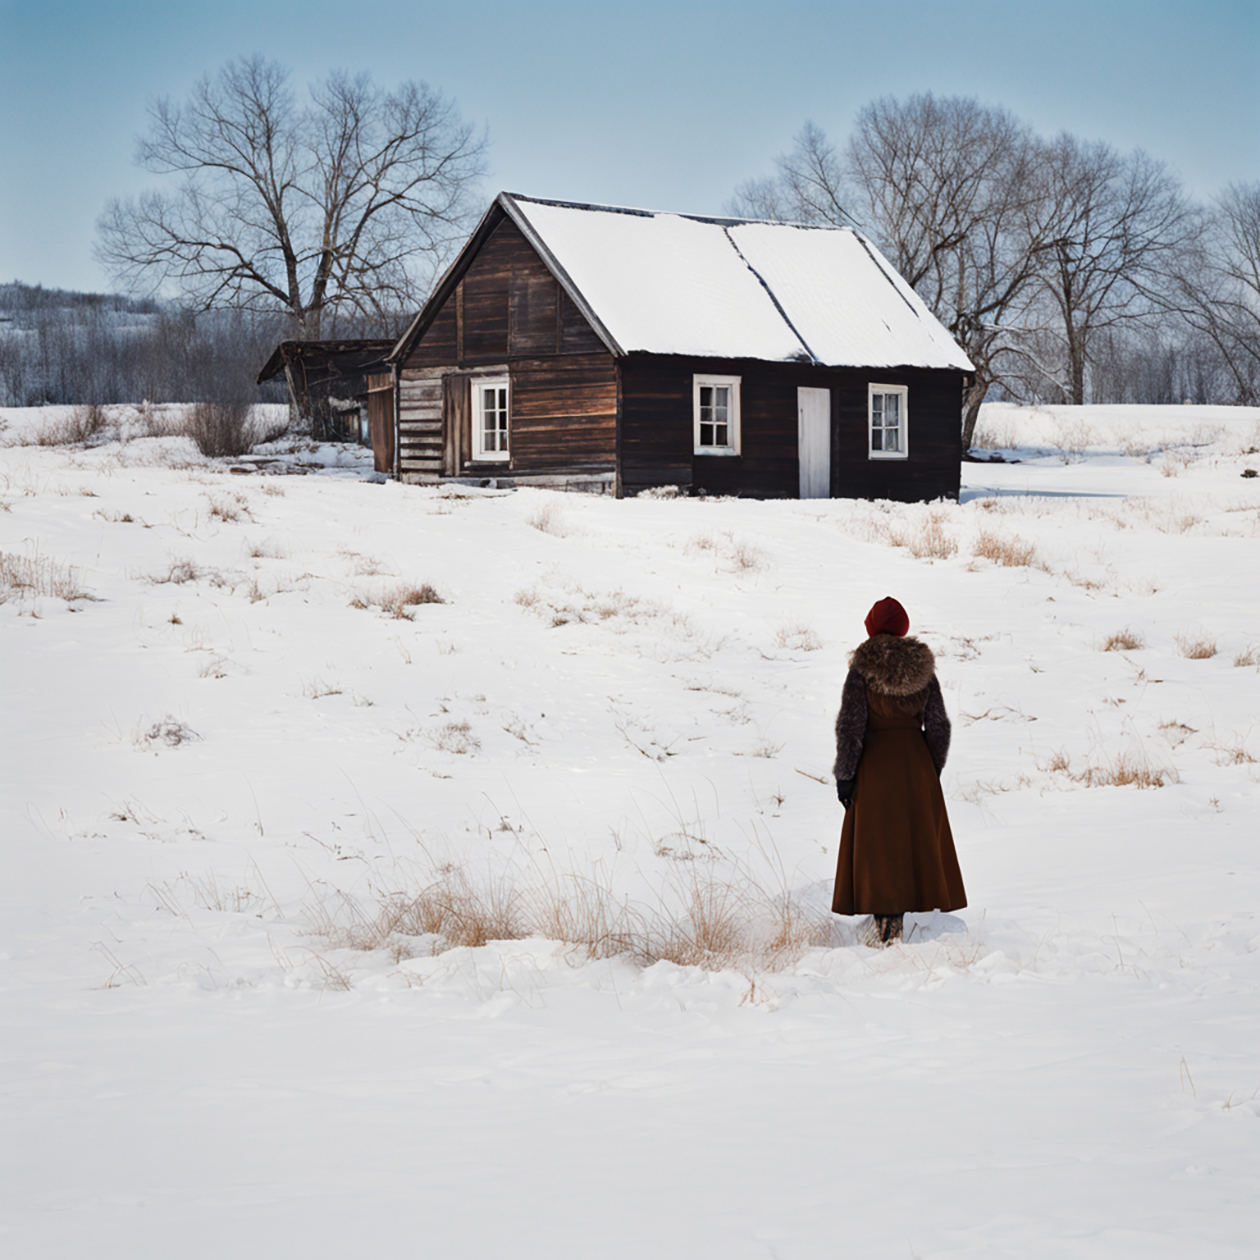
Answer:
498 194 974 371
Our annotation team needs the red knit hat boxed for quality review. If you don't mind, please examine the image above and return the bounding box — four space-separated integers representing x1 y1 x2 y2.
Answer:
865 596 909 638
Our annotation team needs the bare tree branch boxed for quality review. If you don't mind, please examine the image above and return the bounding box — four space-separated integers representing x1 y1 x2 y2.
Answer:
96 56 487 343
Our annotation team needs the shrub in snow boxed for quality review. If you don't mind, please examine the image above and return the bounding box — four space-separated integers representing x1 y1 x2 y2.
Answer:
186 401 256 458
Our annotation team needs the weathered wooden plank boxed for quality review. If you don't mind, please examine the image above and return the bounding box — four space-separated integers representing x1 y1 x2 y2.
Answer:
403 218 605 371
509 270 558 356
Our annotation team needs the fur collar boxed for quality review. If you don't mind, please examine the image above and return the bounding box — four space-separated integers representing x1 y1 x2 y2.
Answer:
849 635 935 696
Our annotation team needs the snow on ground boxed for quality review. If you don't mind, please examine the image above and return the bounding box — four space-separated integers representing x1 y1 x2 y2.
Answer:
2 403 1259 1258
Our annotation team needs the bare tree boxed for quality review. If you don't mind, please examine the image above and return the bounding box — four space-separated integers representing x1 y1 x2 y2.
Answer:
729 121 856 227
730 99 1052 445
1020 136 1196 405
97 57 486 349
732 98 1204 428
845 95 1051 445
1171 182 1260 403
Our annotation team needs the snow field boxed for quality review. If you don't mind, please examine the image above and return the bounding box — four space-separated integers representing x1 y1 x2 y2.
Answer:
2 403 1259 1257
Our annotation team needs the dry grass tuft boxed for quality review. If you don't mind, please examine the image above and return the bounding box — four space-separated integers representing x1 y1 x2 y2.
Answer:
972 528 1038 568
23 404 110 447
1233 646 1259 669
321 865 528 952
888 510 958 560
529 872 641 959
302 678 344 700
430 720 480 755
774 623 822 652
1050 417 1096 462
1102 629 1145 652
151 558 202 585
382 582 444 619
526 500 569 536
205 491 251 523
308 856 835 973
514 582 701 654
354 582 445 618
0 550 91 602
132 402 185 439
1042 741 1173 789
970 418 1019 450
1206 736 1256 766
1042 749 1072 773
1077 750 1175 789
1175 632 1218 660
138 716 201 748
246 538 287 560
686 530 766 573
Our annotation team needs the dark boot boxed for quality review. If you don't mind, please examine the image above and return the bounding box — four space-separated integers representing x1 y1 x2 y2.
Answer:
874 914 903 946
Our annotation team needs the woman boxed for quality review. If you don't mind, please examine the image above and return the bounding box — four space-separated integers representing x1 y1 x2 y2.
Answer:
832 597 966 946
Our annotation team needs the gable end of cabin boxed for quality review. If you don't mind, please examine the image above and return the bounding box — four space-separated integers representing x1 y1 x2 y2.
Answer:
395 213 619 492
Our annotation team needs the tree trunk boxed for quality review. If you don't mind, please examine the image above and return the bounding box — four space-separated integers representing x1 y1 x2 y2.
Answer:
1065 320 1087 405
960 377 989 449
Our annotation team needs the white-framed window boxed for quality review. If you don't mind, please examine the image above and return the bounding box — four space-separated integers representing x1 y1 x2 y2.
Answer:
868 384 908 459
693 375 741 455
473 376 510 462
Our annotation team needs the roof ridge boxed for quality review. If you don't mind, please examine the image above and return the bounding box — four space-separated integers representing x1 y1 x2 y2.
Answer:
504 191 855 234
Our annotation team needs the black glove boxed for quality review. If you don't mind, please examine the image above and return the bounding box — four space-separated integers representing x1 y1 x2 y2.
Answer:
835 777 855 806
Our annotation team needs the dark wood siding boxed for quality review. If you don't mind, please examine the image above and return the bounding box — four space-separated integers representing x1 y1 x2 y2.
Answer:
406 217 604 372
506 355 617 470
560 290 604 354
410 302 457 368
400 216 617 483
831 367 962 503
509 271 558 356
620 354 961 501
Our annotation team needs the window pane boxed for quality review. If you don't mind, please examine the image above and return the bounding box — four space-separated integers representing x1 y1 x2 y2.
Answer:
885 393 900 423
871 428 883 451
714 423 727 446
884 427 898 452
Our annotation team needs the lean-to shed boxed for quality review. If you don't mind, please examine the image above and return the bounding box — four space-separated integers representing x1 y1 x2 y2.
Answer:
386 193 975 500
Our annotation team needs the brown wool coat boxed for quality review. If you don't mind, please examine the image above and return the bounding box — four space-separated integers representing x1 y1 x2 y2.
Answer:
832 635 966 916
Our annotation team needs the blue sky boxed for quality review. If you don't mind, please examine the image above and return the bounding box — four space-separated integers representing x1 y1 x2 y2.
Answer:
2 0 1257 292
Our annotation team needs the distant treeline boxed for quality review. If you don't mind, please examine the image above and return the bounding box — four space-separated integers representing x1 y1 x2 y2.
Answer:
0 282 290 408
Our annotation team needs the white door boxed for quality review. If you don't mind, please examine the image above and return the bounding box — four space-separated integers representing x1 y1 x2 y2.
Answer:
798 387 831 499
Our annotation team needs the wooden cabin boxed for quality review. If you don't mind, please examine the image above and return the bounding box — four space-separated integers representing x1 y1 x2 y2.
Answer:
385 194 974 500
